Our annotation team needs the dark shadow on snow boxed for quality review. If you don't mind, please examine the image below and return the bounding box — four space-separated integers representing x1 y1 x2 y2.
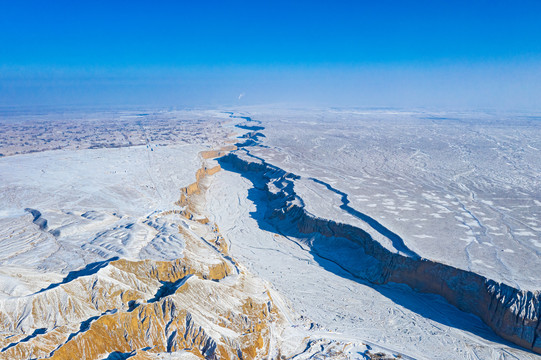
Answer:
101 351 136 360
1 328 47 352
34 257 120 295
147 275 192 303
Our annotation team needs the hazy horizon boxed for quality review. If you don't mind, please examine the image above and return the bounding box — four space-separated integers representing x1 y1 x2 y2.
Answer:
1 1 541 111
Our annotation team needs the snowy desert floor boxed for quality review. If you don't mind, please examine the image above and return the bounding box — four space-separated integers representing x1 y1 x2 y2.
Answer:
0 107 539 359
242 108 541 291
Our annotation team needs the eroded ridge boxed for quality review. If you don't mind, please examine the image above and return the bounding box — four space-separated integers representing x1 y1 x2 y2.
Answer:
218 116 541 355
0 144 278 359
0 214 276 359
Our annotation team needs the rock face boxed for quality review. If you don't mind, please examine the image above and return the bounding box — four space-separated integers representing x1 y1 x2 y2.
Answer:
219 150 541 355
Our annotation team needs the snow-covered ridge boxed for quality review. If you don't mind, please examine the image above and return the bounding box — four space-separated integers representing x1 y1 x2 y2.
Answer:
218 114 541 355
0 111 401 359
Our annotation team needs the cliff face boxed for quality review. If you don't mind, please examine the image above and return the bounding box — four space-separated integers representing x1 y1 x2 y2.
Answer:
219 151 541 354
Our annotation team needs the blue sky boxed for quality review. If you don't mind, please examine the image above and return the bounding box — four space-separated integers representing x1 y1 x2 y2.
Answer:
1 1 541 109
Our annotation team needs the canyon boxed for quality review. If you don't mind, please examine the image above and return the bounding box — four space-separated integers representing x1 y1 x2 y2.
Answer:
0 108 539 359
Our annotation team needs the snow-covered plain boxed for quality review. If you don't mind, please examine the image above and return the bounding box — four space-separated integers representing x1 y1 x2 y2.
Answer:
245 108 541 290
206 108 541 359
0 109 236 283
0 144 203 280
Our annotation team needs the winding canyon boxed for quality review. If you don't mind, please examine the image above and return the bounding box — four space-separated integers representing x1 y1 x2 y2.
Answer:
0 109 539 359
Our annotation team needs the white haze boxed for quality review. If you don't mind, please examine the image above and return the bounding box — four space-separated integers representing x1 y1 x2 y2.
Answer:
1 60 541 111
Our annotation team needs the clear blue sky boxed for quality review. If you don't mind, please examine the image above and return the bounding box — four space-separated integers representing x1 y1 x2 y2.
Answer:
1 1 541 109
